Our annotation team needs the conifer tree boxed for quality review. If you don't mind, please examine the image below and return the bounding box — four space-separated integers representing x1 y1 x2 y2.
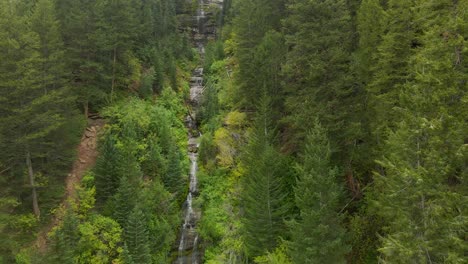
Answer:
367 0 420 147
241 96 292 257
163 145 184 194
372 1 468 262
51 209 79 263
29 0 83 167
94 0 138 102
232 0 286 109
283 0 357 161
121 243 135 264
56 0 105 116
123 208 151 264
30 0 69 95
0 0 71 218
288 121 349 263
112 175 138 227
94 134 124 202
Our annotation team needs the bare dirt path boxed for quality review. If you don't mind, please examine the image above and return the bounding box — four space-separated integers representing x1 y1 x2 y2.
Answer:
35 118 105 252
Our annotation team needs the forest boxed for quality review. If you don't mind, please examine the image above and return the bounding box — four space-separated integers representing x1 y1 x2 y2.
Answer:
0 0 466 263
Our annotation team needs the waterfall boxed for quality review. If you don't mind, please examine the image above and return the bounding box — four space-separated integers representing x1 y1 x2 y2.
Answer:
173 0 222 262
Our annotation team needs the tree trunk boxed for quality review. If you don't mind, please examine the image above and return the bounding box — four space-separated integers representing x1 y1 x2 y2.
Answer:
26 151 40 218
111 47 117 103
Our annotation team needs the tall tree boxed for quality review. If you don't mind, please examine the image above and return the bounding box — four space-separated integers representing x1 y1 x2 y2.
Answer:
111 175 138 227
50 209 80 264
56 0 105 116
232 0 286 109
283 0 358 164
123 208 151 264
367 0 420 149
372 0 468 262
241 96 292 257
288 120 349 263
0 0 72 218
94 0 138 102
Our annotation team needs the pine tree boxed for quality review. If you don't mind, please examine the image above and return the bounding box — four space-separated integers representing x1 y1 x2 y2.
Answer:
241 96 292 257
288 120 349 263
29 0 83 171
372 1 468 262
163 144 184 194
112 175 138 227
121 243 135 264
123 208 151 264
51 209 80 263
94 0 138 102
94 134 123 202
283 0 357 163
30 0 69 95
367 0 420 148
56 0 105 116
232 0 286 109
0 0 71 218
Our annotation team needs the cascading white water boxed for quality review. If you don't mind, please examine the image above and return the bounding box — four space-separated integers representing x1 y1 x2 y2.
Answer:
175 148 201 263
173 0 222 262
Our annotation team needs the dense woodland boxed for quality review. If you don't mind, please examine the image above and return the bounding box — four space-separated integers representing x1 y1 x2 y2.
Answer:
0 0 466 263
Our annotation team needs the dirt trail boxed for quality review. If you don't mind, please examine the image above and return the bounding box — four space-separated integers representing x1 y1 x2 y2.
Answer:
35 118 105 252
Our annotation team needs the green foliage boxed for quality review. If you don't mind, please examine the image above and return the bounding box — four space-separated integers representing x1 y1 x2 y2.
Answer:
254 244 292 264
138 181 178 263
283 0 359 161
232 0 286 109
163 145 185 194
198 133 218 169
0 0 191 261
0 198 37 262
240 97 293 257
288 121 349 263
111 176 139 227
368 1 468 262
94 134 124 202
49 210 79 264
139 68 156 99
75 215 122 263
195 0 468 262
204 40 225 75
123 208 151 264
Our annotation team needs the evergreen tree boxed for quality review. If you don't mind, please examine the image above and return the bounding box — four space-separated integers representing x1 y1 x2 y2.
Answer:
232 0 286 109
56 0 105 116
288 121 349 263
29 0 83 170
163 144 184 194
241 96 292 257
94 134 123 202
94 0 138 102
367 0 420 148
141 134 167 179
50 209 79 263
30 0 69 96
283 0 358 163
0 0 71 218
121 243 135 264
123 208 151 264
95 132 141 203
111 175 138 227
371 1 468 262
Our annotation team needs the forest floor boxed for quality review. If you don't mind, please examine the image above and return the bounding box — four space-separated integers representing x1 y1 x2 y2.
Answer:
35 117 105 252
